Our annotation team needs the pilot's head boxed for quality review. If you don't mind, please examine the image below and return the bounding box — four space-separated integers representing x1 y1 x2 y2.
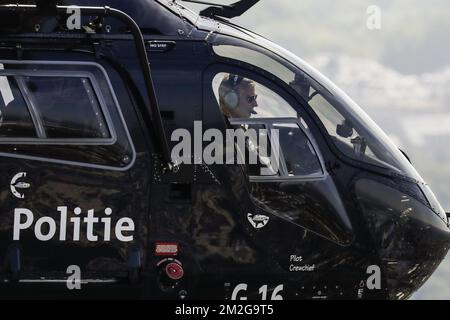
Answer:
219 74 258 118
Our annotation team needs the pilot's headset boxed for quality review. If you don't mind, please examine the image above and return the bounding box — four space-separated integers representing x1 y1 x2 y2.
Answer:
223 74 244 109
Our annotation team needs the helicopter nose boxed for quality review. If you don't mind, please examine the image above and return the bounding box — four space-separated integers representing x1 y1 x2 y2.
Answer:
355 178 450 299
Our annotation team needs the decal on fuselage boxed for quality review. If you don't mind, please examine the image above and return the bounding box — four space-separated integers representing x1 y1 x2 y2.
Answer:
289 255 315 272
10 172 30 199
155 242 179 256
229 283 284 300
247 213 269 229
12 206 135 242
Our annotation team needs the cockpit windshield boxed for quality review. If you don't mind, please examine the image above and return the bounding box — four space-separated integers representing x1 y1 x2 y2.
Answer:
211 36 424 183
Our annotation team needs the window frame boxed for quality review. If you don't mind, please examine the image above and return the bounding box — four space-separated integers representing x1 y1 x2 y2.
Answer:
205 64 329 182
228 117 326 182
0 69 117 145
0 60 136 172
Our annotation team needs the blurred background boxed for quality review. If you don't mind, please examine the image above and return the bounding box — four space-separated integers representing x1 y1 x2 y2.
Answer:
184 0 450 299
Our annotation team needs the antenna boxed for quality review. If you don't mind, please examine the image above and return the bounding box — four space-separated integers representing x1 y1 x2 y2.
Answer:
179 0 260 19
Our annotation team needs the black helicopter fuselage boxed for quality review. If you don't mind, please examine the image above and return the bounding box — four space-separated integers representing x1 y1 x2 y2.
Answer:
0 0 448 300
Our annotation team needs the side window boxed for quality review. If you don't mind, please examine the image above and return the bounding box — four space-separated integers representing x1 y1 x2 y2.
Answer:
0 76 36 138
24 76 109 139
0 62 134 170
212 72 324 180
230 122 281 178
0 74 111 141
273 123 322 177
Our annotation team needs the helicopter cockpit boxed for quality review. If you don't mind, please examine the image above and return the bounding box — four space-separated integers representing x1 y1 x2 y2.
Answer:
156 0 447 216
206 32 448 222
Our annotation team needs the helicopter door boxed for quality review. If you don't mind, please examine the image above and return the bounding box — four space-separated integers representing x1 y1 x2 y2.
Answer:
0 61 144 288
229 117 353 244
207 71 353 276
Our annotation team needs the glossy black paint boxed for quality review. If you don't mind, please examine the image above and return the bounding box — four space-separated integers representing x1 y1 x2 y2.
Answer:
0 0 448 300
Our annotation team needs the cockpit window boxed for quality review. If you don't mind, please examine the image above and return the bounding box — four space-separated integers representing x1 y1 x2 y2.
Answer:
308 89 403 172
232 122 280 178
214 45 295 85
273 123 322 177
212 72 296 119
212 41 424 182
212 72 324 180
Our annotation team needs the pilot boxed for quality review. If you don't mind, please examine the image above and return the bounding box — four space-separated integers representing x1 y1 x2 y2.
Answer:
218 74 258 119
218 74 277 176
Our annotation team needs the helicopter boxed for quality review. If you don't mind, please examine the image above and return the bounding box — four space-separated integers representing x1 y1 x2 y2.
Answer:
0 0 449 300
